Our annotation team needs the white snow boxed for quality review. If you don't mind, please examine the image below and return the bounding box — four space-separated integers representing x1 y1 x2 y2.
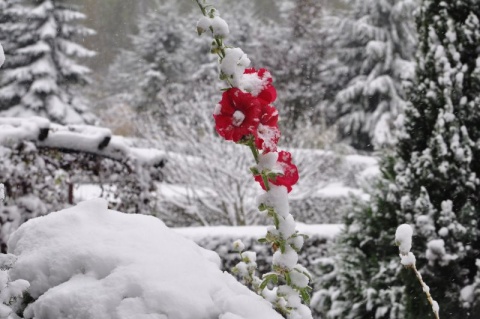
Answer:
0 184 4 202
0 117 165 167
197 15 229 38
8 198 283 319
255 124 280 152
432 301 439 314
313 182 368 200
0 254 30 319
460 284 474 306
278 214 296 238
232 110 245 126
238 70 272 97
220 48 251 87
0 42 4 68
232 239 245 252
289 267 309 289
256 152 281 173
257 186 289 217
175 224 342 242
400 252 416 266
273 246 298 269
395 224 413 254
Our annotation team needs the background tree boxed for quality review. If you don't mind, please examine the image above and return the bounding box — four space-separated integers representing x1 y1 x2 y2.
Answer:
254 0 327 145
326 0 417 150
0 0 96 124
314 0 480 318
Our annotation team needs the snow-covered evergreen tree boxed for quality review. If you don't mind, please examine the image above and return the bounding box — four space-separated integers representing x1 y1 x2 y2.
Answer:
0 0 96 124
262 0 326 143
315 1 480 318
106 0 218 135
328 0 417 150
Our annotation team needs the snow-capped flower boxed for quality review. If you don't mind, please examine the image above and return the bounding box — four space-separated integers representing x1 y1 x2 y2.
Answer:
232 239 245 252
213 88 262 142
255 151 299 192
241 68 277 104
255 103 280 152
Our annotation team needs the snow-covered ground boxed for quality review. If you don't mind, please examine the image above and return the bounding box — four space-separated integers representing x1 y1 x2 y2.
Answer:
175 223 342 242
8 199 284 319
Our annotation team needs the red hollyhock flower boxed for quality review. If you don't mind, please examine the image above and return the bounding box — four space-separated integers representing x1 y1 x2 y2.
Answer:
214 88 262 142
255 104 280 152
243 68 277 104
254 151 299 192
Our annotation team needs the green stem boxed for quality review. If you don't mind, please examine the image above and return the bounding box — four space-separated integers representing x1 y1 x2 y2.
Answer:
247 138 269 191
248 138 259 164
194 0 207 16
261 174 271 192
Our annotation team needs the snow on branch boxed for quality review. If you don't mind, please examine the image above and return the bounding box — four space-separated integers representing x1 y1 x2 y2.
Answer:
0 117 166 167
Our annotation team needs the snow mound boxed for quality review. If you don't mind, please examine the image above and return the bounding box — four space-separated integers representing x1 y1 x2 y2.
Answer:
8 199 282 319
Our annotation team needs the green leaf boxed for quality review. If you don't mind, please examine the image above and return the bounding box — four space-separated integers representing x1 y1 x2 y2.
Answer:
300 289 311 304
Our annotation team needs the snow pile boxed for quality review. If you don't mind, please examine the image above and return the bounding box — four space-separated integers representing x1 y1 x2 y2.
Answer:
8 199 283 319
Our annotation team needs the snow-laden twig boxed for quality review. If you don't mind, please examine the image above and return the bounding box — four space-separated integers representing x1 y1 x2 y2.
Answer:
395 224 440 319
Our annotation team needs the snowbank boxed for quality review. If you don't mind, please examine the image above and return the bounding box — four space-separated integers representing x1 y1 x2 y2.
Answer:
7 199 283 319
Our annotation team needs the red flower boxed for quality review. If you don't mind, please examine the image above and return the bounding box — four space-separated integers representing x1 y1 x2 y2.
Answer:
214 88 262 142
254 151 299 192
243 68 277 104
255 104 280 152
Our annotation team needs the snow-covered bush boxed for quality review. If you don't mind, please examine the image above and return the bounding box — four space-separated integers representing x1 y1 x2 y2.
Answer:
0 117 165 252
7 198 283 319
0 254 29 319
177 224 341 290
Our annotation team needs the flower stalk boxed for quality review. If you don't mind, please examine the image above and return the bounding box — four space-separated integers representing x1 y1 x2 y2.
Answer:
194 1 313 318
